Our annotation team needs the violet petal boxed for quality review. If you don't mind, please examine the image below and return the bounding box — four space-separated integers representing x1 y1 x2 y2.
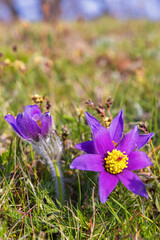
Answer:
4 114 24 138
117 126 139 155
75 141 96 154
109 110 123 144
85 111 114 154
117 169 148 198
41 112 52 137
70 154 104 172
85 111 100 128
99 171 119 203
16 113 41 141
127 151 153 170
137 133 154 149
93 125 115 155
24 105 42 121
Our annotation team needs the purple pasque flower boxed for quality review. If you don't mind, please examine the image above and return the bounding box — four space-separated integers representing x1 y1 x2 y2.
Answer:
5 104 64 203
4 105 52 142
70 110 154 203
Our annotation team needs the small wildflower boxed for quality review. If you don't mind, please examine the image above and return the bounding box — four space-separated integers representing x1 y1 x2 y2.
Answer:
31 94 51 111
76 107 84 119
103 116 112 129
70 110 154 203
31 94 44 104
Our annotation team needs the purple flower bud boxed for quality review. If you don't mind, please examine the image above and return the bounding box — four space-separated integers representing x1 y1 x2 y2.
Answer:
4 105 52 142
5 104 63 203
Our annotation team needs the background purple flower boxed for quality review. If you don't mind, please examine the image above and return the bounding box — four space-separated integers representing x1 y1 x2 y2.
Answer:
4 105 52 142
70 110 154 203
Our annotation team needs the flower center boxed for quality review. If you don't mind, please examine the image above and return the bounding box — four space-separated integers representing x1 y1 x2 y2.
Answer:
37 120 41 128
104 149 128 174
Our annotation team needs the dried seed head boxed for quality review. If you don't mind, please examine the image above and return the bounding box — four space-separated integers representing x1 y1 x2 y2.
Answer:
106 97 112 108
61 125 69 141
85 99 95 108
139 123 149 134
96 104 106 118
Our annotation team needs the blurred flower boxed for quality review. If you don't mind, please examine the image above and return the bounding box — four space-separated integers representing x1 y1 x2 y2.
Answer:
136 68 145 84
4 58 11 66
76 107 84 119
33 55 53 72
3 59 26 72
70 110 154 203
33 55 44 64
13 60 26 72
31 94 44 104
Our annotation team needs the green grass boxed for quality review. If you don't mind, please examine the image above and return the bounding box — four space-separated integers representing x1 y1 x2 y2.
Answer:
0 17 160 239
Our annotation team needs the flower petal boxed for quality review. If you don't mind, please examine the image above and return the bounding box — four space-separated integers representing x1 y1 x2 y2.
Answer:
70 154 104 172
4 114 24 138
85 111 100 128
24 105 42 121
75 141 96 154
109 110 123 144
137 133 154 149
93 125 115 155
117 169 148 198
99 171 119 203
41 112 52 137
85 112 115 155
117 126 139 155
16 113 41 141
127 151 153 170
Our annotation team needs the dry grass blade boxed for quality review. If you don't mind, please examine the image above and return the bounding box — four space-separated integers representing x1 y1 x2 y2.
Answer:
89 187 95 239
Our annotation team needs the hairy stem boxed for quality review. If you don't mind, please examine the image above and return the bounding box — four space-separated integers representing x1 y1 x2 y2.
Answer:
45 156 63 205
53 160 64 205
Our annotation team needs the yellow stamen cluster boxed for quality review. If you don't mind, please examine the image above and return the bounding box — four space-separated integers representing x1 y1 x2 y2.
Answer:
37 120 41 128
105 149 128 174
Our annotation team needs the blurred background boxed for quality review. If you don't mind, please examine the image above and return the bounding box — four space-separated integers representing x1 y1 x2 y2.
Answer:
0 1 160 239
1 0 160 22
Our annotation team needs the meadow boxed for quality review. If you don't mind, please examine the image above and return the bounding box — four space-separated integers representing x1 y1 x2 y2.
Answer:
0 17 160 239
